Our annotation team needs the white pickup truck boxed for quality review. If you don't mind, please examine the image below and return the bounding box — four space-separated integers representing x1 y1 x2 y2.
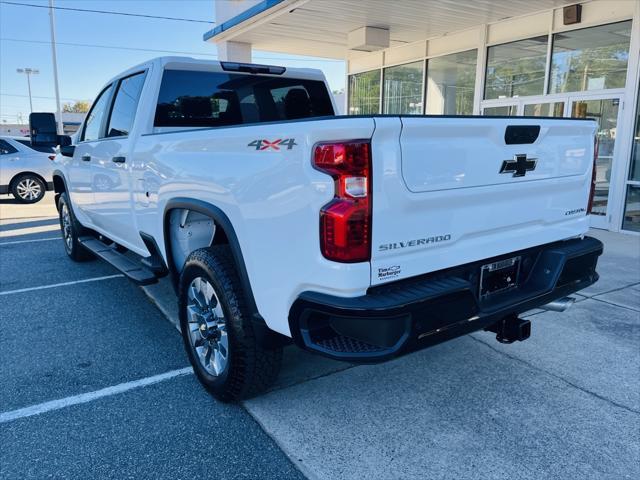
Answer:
31 57 603 401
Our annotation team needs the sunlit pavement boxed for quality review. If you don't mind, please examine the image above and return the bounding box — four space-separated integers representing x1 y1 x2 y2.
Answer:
1 193 638 479
0 193 304 480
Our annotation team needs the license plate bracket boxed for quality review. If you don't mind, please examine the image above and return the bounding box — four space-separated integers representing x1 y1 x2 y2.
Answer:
479 256 521 298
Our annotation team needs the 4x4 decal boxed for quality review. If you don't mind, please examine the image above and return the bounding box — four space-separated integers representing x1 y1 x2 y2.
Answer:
248 139 297 151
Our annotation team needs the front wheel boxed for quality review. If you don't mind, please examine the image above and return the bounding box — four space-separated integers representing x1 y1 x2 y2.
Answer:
58 192 93 262
12 174 45 203
179 246 282 402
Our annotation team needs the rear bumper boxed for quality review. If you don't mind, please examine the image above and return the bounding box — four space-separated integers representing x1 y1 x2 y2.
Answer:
288 236 603 362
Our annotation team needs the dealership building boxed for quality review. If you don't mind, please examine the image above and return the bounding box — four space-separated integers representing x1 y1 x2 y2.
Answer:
205 0 640 234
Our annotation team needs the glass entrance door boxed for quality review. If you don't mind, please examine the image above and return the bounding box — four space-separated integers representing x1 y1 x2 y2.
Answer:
523 101 565 117
481 104 517 116
569 96 623 229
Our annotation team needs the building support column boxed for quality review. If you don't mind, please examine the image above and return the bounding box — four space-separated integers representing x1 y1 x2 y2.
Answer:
472 25 488 115
218 41 252 63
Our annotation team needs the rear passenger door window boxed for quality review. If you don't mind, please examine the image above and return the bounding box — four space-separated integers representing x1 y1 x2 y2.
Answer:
82 84 114 142
106 71 147 137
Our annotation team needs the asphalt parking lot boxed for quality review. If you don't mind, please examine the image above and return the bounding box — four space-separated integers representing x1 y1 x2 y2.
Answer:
1 193 639 480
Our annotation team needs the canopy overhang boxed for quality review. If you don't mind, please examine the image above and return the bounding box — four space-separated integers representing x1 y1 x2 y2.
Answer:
204 0 578 59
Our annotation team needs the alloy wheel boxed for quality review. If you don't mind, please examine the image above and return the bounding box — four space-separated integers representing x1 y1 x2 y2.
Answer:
186 276 229 376
16 178 42 201
61 203 73 252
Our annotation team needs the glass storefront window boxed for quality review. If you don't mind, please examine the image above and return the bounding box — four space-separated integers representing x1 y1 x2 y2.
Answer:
549 21 632 94
523 102 565 117
425 50 477 115
623 86 640 232
622 186 640 232
484 36 548 99
348 70 381 115
382 61 424 114
627 87 640 183
571 98 620 218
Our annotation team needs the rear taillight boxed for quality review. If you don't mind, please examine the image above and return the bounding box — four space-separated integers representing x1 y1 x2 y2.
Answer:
48 155 56 161
313 141 371 263
587 135 598 214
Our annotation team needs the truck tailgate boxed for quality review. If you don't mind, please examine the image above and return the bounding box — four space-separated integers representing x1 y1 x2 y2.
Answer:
370 116 597 286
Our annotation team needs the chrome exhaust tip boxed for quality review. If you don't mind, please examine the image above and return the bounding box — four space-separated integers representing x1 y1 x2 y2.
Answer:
541 297 576 312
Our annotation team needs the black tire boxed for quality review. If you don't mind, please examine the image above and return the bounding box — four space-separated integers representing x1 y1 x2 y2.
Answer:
11 174 45 203
179 246 282 402
58 192 93 262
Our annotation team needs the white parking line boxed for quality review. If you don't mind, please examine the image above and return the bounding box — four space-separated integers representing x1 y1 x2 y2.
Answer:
0 215 57 225
0 224 60 238
0 237 59 246
0 274 125 296
0 367 193 424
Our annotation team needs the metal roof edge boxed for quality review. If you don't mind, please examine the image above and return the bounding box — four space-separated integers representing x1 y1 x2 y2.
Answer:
203 0 286 41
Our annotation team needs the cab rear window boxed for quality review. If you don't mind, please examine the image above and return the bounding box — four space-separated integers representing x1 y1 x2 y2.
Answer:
154 69 334 128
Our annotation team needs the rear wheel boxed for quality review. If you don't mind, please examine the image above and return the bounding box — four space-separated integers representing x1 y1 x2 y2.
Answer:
12 174 45 203
179 246 282 402
58 192 93 262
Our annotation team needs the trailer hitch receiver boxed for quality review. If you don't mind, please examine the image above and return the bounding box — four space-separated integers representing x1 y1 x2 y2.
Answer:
486 315 531 344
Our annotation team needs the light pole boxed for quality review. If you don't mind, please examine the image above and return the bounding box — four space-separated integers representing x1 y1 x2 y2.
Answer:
16 68 39 113
49 0 64 135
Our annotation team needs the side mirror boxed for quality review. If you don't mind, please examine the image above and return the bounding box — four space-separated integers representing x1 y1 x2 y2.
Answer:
59 135 75 157
29 112 58 147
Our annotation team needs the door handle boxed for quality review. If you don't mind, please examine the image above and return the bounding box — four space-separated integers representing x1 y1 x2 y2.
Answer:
112 156 126 164
82 155 91 162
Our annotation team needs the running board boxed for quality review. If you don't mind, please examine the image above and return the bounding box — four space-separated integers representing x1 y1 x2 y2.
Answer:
78 236 158 285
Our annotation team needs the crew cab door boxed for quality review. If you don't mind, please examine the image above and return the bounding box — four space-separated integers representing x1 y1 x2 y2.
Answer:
89 71 147 250
70 83 115 219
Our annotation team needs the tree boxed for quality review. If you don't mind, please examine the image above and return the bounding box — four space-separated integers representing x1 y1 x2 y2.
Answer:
62 100 90 113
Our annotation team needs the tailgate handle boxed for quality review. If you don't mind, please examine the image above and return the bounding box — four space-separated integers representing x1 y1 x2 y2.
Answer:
505 125 540 145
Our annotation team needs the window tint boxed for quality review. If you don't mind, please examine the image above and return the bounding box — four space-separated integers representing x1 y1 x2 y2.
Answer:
107 72 147 137
155 70 334 128
0 139 18 155
15 139 55 153
82 84 114 141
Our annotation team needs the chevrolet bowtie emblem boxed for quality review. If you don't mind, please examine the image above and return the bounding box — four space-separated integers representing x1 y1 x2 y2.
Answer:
499 154 537 177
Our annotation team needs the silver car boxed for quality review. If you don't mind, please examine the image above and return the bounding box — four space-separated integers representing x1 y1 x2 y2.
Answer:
0 136 55 203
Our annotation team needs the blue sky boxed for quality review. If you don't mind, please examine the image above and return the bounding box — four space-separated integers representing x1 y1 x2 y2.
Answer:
0 0 345 124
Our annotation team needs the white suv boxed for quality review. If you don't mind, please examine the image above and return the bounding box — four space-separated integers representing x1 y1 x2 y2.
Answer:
0 136 55 203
